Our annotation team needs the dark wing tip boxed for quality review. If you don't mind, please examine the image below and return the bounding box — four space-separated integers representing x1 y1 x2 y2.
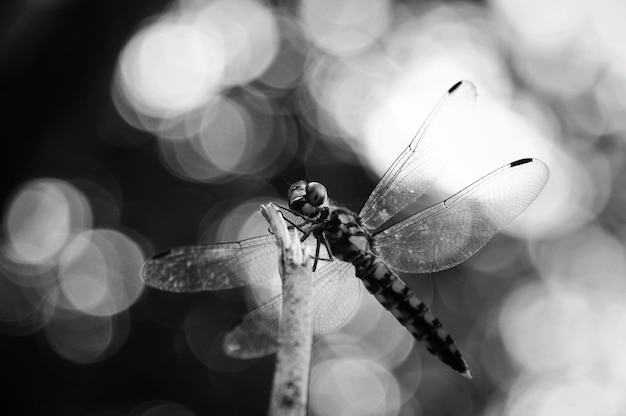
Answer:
510 158 533 167
148 249 172 260
448 81 463 94
448 80 464 93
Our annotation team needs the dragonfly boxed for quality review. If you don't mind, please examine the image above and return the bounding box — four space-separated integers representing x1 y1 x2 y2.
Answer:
142 80 549 378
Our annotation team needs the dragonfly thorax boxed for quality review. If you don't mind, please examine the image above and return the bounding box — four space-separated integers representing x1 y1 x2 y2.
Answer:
321 207 371 262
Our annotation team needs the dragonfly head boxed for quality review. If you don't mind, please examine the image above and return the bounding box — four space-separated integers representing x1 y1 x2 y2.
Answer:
288 180 329 217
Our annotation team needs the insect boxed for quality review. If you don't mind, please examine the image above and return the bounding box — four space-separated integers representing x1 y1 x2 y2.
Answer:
142 81 549 377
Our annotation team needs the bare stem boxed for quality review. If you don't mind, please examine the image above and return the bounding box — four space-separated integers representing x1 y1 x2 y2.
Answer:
261 203 313 416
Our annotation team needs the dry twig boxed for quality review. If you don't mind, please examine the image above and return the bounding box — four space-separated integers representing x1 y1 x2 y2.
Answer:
261 203 313 416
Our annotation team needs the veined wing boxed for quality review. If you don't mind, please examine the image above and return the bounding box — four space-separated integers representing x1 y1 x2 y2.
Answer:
142 232 332 292
372 158 549 273
141 235 280 292
272 203 315 234
359 80 477 231
224 261 360 358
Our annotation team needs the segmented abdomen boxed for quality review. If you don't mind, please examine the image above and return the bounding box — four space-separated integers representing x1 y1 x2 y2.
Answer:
352 252 471 378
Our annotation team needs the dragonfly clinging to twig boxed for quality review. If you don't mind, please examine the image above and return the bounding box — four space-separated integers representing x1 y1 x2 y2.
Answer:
142 80 549 377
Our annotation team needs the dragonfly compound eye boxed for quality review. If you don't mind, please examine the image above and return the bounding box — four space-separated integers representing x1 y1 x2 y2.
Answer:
306 182 328 207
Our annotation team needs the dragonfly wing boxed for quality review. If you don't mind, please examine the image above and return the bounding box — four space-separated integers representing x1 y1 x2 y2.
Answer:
223 292 282 359
141 235 280 292
359 80 477 230
224 261 360 358
372 158 549 273
272 203 310 231
310 262 360 335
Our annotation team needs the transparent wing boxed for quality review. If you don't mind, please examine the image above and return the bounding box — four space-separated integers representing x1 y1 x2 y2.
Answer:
359 80 477 230
272 203 314 234
223 261 360 358
372 158 549 273
141 235 280 292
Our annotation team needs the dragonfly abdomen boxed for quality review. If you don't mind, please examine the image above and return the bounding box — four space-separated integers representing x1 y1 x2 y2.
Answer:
352 252 472 378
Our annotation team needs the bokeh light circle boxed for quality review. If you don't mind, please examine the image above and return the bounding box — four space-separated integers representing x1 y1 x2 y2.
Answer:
310 357 401 416
300 0 391 56
3 179 92 267
58 229 145 316
117 18 225 118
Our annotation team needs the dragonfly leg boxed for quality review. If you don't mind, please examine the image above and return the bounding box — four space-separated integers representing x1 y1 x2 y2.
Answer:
311 233 335 272
283 217 309 235
312 239 320 272
299 229 312 242
321 233 334 262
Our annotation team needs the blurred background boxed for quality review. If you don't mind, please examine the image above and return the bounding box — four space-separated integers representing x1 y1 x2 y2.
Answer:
2 0 626 415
